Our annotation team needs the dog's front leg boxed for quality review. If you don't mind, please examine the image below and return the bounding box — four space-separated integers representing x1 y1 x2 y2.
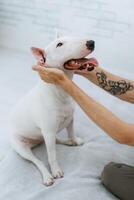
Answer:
66 119 84 146
43 130 64 178
56 119 84 146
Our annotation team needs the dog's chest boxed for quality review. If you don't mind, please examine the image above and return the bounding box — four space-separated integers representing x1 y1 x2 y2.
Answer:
57 104 74 131
38 83 74 131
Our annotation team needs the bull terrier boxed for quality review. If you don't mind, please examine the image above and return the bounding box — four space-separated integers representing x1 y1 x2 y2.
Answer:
11 36 96 186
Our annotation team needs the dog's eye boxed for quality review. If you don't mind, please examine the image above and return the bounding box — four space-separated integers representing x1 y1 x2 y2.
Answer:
56 42 63 48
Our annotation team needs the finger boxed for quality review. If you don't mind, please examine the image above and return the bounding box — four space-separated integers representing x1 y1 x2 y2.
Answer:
74 72 80 75
37 61 45 66
32 65 45 72
40 75 50 83
32 65 39 71
74 71 81 74
74 71 87 75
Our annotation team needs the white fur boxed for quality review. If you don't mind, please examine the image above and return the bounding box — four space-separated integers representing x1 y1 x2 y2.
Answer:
11 36 91 186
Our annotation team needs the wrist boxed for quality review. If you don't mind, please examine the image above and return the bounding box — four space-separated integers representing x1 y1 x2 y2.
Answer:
82 67 102 82
61 77 73 93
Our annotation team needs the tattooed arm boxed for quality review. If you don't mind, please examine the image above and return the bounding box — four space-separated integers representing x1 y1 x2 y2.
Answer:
81 67 134 103
33 65 134 146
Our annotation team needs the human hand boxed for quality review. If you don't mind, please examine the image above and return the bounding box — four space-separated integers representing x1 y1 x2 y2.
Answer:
32 64 67 85
64 57 98 76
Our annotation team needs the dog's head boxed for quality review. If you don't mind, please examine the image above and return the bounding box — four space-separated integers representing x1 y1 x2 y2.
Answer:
31 36 98 73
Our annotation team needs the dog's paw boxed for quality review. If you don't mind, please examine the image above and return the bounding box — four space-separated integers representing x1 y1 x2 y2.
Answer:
66 137 84 146
51 164 64 179
43 174 55 186
73 136 84 146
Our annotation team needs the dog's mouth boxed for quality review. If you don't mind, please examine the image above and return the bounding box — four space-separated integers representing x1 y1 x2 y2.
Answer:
64 57 98 72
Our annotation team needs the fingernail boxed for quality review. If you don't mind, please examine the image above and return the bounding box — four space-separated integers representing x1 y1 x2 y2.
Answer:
32 66 37 71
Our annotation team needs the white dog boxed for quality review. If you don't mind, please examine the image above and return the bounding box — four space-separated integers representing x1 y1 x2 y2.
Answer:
11 36 95 186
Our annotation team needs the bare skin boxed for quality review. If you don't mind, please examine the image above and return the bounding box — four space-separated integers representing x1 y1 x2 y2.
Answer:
32 64 134 146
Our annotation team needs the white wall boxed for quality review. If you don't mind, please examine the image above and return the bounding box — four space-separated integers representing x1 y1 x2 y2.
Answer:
0 0 134 74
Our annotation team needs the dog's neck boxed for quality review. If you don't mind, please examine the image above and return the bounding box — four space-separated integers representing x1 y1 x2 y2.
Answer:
39 70 73 103
63 69 73 80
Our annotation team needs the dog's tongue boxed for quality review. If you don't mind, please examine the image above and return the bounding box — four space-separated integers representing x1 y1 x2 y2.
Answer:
64 57 98 72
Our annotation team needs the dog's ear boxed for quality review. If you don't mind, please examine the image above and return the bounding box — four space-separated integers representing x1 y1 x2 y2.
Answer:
31 47 46 64
55 28 61 39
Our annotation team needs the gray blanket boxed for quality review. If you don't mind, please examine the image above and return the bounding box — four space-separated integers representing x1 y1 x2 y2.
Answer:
1 109 134 200
0 48 134 200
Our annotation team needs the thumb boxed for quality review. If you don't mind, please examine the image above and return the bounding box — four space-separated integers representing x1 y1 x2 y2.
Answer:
74 71 84 75
32 65 44 72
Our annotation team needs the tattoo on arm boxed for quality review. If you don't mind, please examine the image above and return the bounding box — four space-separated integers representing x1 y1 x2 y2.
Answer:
96 71 134 95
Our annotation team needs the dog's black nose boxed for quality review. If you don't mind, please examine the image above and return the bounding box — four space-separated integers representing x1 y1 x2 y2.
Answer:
86 40 95 51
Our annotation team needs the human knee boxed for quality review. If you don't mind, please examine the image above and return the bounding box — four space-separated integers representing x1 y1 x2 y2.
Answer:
101 162 119 186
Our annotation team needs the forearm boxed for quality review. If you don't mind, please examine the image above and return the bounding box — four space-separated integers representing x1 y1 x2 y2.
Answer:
33 65 134 145
62 78 134 145
83 67 134 103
